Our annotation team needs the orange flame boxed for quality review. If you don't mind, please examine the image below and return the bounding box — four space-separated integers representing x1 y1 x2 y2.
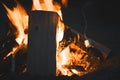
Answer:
56 42 89 76
2 1 28 45
3 0 93 76
2 1 28 61
32 0 63 20
32 0 66 75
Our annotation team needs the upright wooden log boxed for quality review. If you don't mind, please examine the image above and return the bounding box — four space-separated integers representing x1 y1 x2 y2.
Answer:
27 11 58 76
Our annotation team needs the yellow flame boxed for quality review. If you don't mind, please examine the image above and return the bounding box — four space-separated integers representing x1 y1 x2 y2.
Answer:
32 0 65 60
44 0 54 10
56 46 73 76
32 0 63 20
2 1 28 60
32 0 42 10
56 18 65 50
56 43 88 76
3 2 28 45
3 0 91 76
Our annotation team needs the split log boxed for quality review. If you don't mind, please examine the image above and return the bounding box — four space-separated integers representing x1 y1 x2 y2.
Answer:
27 11 58 76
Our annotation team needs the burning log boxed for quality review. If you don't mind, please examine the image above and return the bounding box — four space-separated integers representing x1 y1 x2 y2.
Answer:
84 39 111 59
27 11 58 76
56 24 111 76
1 0 111 77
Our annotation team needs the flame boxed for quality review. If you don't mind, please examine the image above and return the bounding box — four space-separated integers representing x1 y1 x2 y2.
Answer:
32 0 53 11
3 1 28 45
32 0 63 20
2 0 95 76
2 1 28 61
32 1 67 76
3 0 65 74
56 43 89 76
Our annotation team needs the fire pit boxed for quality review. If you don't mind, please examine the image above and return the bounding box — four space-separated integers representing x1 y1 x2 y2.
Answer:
27 10 111 77
0 0 111 79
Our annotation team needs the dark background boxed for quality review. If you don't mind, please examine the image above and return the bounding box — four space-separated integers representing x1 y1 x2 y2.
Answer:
0 0 120 80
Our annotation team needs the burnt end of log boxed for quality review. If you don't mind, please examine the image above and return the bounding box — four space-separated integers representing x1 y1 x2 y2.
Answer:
27 11 58 76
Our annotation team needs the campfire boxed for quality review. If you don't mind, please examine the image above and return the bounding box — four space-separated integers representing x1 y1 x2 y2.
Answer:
1 0 110 77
